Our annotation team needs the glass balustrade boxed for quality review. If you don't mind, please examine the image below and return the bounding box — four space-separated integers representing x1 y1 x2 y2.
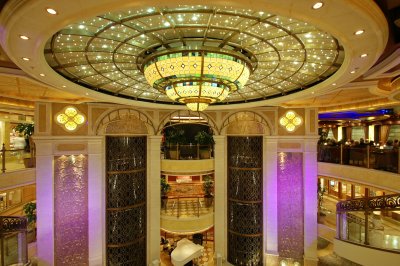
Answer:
318 145 400 174
0 144 35 173
336 194 400 252
162 144 214 160
0 216 29 266
161 196 214 218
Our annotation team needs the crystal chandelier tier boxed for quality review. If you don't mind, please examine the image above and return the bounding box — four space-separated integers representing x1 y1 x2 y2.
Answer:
143 50 251 111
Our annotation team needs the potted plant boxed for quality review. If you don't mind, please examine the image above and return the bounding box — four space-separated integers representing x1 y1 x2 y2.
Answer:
15 123 35 167
317 181 327 223
161 177 171 209
194 131 215 159
165 128 186 159
203 175 214 207
23 202 36 242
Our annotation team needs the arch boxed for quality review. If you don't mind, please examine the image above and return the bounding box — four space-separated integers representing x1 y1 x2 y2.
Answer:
156 110 218 134
95 108 155 135
220 111 273 135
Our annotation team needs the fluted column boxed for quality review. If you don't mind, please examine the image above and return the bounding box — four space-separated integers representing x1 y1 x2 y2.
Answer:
213 135 227 260
87 137 104 265
148 136 162 263
303 138 318 266
35 139 54 266
264 136 279 264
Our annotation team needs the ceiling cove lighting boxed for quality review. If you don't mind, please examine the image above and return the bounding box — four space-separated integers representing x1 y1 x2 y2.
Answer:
46 8 57 15
143 50 251 111
45 5 344 110
312 2 324 10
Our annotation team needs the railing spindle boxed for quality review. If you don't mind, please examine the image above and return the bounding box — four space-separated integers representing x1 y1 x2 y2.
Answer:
1 144 5 173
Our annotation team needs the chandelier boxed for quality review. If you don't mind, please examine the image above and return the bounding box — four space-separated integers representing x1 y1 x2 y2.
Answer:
143 50 251 111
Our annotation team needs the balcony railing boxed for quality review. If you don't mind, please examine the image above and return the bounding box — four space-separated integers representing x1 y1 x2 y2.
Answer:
162 144 214 160
336 193 400 251
0 216 29 266
161 195 214 218
318 145 400 174
0 144 35 173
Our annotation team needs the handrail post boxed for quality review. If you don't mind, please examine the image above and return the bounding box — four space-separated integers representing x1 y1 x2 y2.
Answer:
398 147 400 174
1 143 6 173
177 144 179 160
197 197 200 217
364 193 369 245
177 197 180 218
340 144 343 165
197 144 200 160
367 146 370 169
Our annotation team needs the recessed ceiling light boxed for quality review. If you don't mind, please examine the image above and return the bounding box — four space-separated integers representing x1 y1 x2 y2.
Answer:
164 21 170 27
22 57 30 61
360 53 368 58
39 73 45 77
85 92 89 96
19 35 29 40
354 29 364 35
62 85 66 88
46 8 57 15
332 83 336 86
312 2 324 9
350 70 356 74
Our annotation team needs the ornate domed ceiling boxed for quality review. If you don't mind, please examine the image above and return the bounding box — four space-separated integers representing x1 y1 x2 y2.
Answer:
0 0 388 110
44 5 344 106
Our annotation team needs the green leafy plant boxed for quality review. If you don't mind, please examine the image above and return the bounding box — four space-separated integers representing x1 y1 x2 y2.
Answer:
15 123 34 138
165 128 186 145
195 131 215 146
203 175 214 197
161 177 171 197
23 202 36 224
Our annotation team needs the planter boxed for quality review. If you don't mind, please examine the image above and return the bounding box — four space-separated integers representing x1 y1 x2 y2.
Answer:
204 196 213 207
169 150 179 160
161 196 169 209
199 149 211 159
23 158 34 168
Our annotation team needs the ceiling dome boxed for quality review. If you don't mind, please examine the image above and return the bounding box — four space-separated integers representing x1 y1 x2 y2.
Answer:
44 5 344 107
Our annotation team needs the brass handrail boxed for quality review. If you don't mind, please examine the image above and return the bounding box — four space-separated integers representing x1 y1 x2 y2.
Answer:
0 143 34 173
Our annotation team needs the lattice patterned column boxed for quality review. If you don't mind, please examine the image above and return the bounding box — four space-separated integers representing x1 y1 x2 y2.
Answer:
106 136 147 265
227 137 263 265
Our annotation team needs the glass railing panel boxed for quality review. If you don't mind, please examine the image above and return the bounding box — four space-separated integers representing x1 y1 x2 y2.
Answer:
336 194 400 252
317 144 400 174
161 196 213 218
0 146 35 173
162 144 213 160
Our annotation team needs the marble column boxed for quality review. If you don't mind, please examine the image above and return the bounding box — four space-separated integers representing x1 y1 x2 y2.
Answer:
87 137 104 265
264 136 279 265
35 138 54 266
213 135 227 260
148 136 162 263
303 138 318 266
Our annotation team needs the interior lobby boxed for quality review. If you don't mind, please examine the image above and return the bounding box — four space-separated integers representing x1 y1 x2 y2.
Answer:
0 0 400 265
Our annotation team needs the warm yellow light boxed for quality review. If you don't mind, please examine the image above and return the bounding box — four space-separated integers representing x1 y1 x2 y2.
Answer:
279 110 303 132
55 106 86 131
143 51 251 111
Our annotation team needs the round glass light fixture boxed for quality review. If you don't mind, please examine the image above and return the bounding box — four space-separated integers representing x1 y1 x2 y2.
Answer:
143 50 251 111
55 106 86 131
279 110 303 132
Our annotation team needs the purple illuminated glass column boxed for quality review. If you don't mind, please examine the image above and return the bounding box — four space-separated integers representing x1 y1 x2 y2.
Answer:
54 155 88 265
277 152 304 260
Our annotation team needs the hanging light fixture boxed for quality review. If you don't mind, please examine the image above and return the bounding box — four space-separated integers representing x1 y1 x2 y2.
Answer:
143 50 251 111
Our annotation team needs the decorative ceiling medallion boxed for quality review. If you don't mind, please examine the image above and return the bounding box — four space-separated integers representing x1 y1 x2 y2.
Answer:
55 106 86 131
44 5 344 108
279 110 302 132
